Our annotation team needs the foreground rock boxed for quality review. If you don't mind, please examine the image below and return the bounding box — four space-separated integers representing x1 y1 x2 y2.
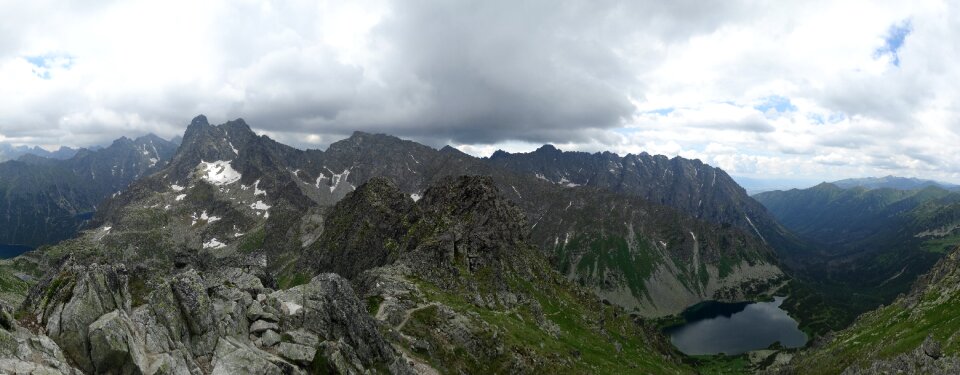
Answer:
15 261 414 374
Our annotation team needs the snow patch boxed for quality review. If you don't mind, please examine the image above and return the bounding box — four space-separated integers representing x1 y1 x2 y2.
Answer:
200 211 221 224
558 177 580 187
198 160 241 186
203 238 226 249
250 200 272 219
511 186 522 199
745 215 767 244
283 301 302 315
329 168 353 193
411 193 421 202
171 184 185 192
229 142 239 156
250 200 271 211
253 180 266 196
175 194 187 201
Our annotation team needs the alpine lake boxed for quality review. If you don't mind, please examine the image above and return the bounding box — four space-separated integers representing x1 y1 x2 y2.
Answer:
665 296 808 356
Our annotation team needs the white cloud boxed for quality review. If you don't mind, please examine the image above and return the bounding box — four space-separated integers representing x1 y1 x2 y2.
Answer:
0 0 959 183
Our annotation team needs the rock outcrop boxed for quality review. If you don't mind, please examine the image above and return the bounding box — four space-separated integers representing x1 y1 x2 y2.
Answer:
15 261 413 374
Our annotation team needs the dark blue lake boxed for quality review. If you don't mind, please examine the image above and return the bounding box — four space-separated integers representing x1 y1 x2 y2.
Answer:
0 244 33 259
666 296 807 355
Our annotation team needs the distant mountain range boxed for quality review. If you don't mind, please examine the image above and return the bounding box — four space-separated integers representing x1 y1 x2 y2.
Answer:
0 134 178 250
0 143 87 162
831 175 960 191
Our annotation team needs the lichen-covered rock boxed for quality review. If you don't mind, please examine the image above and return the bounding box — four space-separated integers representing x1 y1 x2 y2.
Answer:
271 273 399 368
260 330 280 347
250 319 279 334
23 262 131 372
170 270 215 336
211 336 300 375
0 302 81 374
276 342 317 365
87 309 149 374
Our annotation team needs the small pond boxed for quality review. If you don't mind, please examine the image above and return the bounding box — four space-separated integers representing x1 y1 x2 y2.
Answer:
665 296 807 355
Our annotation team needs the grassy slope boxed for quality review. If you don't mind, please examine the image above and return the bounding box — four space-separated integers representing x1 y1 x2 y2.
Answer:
791 247 960 373
403 276 692 374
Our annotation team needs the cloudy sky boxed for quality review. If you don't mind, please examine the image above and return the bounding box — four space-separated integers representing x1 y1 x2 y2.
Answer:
2 0 959 183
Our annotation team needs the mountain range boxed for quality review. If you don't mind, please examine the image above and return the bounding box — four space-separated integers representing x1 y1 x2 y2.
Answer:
2 115 960 373
831 175 960 191
0 115 800 373
0 144 88 162
0 134 179 251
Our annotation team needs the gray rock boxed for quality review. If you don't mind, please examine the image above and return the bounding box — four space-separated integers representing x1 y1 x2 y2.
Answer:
282 329 319 347
24 262 131 373
211 337 300 375
87 309 148 374
260 330 280 347
170 270 215 336
245 300 278 323
923 335 942 359
250 320 279 334
276 342 317 366
273 274 398 368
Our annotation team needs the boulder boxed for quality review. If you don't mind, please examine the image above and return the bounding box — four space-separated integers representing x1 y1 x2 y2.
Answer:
260 330 280 347
25 263 131 372
170 270 214 336
250 320 279 334
276 342 317 366
87 309 148 374
211 337 300 375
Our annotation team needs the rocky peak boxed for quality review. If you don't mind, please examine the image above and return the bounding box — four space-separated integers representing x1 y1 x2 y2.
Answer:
533 144 560 155
404 175 532 285
189 114 209 128
418 175 527 242
307 177 418 279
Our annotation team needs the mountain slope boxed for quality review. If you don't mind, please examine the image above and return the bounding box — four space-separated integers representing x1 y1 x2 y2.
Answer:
344 175 692 373
755 183 960 335
309 131 787 316
87 117 782 318
0 134 178 249
486 146 813 263
832 175 960 191
0 116 793 373
789 245 960 374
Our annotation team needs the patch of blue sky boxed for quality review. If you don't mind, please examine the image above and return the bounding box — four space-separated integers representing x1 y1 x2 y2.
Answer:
808 112 846 125
754 96 797 113
24 54 74 80
874 20 912 66
643 107 674 115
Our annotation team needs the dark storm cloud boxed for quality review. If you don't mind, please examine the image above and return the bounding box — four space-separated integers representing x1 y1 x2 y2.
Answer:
232 0 749 146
